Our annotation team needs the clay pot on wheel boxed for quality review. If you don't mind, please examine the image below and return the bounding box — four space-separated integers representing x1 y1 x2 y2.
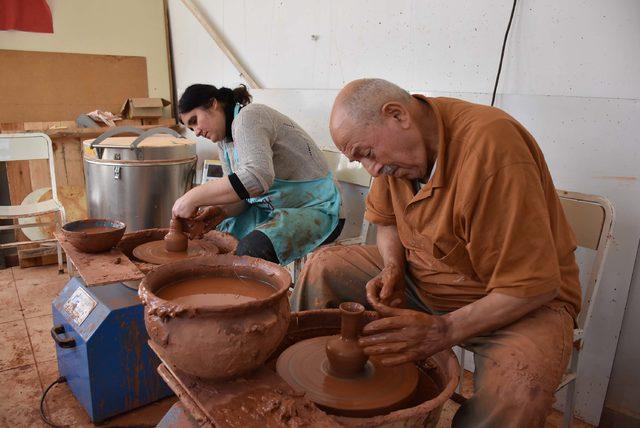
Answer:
163 218 188 252
139 254 291 381
325 302 368 378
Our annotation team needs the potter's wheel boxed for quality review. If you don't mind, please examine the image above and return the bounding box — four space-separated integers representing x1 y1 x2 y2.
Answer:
133 240 219 265
276 335 419 417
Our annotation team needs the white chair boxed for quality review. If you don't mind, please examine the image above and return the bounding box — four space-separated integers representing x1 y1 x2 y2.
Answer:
0 133 66 272
455 190 615 428
292 150 372 282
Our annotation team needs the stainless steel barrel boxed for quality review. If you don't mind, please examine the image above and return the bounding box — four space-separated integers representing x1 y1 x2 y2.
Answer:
83 127 197 231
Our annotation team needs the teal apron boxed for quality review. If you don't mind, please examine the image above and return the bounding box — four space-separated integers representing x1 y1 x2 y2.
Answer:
217 104 341 265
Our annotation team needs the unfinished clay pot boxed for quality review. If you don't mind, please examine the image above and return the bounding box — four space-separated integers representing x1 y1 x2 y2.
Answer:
117 228 238 273
270 309 460 427
139 254 291 381
277 302 419 417
164 218 188 252
325 302 368 377
62 219 126 253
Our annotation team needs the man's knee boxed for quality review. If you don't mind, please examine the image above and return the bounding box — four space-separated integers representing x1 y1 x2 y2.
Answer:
455 307 573 427
303 245 350 275
292 245 376 311
454 372 553 428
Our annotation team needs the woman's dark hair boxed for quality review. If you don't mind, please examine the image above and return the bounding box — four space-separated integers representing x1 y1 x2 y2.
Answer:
178 84 252 139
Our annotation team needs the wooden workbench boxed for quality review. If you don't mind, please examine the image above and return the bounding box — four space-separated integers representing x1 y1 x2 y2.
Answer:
55 232 145 286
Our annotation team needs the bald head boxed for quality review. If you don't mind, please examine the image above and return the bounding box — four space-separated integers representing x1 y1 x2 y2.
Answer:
332 78 413 127
329 78 436 181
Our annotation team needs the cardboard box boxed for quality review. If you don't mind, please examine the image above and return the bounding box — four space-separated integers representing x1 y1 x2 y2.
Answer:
120 97 171 119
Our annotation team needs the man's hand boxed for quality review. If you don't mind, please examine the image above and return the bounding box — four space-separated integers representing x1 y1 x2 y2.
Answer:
358 306 452 366
365 263 406 308
183 206 227 239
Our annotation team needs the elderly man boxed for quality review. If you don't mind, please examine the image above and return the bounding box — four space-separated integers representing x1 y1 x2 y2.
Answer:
291 78 580 426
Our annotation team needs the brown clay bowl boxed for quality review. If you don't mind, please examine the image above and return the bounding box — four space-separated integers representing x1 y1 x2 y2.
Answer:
139 254 292 381
62 219 126 253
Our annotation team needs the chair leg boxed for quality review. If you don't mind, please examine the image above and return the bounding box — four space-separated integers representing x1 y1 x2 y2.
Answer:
292 255 308 285
56 211 65 274
562 340 581 428
68 258 75 277
457 348 466 394
563 380 576 428
56 241 64 274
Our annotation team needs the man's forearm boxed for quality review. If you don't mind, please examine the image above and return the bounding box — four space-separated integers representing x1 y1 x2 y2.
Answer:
376 224 406 269
442 290 558 346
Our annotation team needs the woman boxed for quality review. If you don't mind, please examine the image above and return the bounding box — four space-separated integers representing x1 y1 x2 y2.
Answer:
173 84 342 266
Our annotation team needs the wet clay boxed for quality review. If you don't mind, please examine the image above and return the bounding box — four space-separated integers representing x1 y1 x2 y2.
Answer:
77 226 119 234
140 254 292 381
156 362 338 427
118 228 238 273
133 240 219 265
269 308 460 427
325 302 368 377
62 219 126 253
164 218 188 252
276 302 420 418
157 276 275 307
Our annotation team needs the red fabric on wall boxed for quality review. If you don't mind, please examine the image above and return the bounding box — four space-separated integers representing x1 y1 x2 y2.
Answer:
0 0 53 33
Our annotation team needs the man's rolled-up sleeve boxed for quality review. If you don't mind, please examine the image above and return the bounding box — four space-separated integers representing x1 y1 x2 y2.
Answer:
364 176 397 225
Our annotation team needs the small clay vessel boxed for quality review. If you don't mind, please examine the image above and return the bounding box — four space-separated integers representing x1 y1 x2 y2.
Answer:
326 302 368 378
62 219 126 253
164 218 188 252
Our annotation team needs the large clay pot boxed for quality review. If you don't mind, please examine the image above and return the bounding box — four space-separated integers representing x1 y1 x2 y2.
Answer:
139 254 291 381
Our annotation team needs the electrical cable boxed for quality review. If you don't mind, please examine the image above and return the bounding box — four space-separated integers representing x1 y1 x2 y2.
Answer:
491 0 518 106
40 376 68 428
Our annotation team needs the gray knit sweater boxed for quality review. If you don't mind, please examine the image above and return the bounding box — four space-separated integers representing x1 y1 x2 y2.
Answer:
218 103 330 197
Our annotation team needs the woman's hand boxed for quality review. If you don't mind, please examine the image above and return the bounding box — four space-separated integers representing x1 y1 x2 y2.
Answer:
172 192 199 219
365 263 406 308
183 206 227 239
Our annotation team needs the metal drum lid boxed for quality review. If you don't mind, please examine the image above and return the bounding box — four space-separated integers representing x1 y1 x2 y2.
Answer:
83 135 197 162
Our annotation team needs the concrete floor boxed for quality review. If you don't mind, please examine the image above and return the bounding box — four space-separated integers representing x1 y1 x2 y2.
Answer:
0 264 594 427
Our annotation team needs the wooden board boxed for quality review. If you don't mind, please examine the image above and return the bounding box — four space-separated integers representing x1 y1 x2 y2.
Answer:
0 50 148 123
55 232 144 286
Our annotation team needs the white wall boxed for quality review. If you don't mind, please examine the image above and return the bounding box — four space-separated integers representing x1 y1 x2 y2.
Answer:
168 0 640 424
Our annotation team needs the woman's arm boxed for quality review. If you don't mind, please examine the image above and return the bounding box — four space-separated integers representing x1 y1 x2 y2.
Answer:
172 177 240 219
221 200 249 217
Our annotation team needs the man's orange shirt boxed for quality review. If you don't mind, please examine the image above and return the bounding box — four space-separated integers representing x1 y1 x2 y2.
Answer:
365 96 581 319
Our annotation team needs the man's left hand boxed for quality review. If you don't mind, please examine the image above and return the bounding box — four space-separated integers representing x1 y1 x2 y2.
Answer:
363 276 452 365
358 306 452 366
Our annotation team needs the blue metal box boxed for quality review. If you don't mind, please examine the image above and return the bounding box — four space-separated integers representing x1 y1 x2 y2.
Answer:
52 277 172 422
